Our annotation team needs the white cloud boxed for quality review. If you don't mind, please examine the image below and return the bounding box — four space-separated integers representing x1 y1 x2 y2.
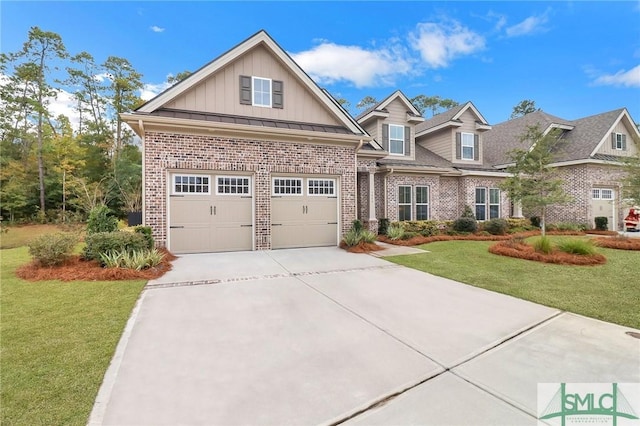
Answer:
290 43 413 88
505 11 550 37
150 25 165 33
409 21 485 68
140 81 171 100
593 65 640 88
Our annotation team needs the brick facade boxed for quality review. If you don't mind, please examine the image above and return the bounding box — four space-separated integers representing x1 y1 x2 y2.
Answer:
144 131 356 249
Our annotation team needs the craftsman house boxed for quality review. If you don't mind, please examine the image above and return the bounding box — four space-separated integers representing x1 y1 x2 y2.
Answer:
123 30 638 253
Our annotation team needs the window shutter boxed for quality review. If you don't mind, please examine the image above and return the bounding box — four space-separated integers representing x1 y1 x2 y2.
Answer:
474 134 479 161
239 75 252 105
404 126 411 156
611 133 616 149
272 80 283 109
621 134 627 150
455 132 461 160
382 124 389 151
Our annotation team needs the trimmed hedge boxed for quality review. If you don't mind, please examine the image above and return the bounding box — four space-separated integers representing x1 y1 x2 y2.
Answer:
83 231 148 262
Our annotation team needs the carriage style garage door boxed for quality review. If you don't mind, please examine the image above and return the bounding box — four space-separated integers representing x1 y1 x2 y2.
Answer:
169 173 253 254
271 176 338 249
591 187 616 231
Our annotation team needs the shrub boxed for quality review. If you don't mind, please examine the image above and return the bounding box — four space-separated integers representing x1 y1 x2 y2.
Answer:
484 218 509 235
394 220 441 237
386 224 405 240
530 216 541 228
551 222 588 232
506 218 535 232
341 222 377 247
453 217 477 233
378 218 390 236
557 239 596 255
359 230 377 243
28 232 78 266
461 205 475 219
86 205 118 235
594 216 608 231
99 249 165 270
342 229 362 247
83 231 148 262
134 226 154 249
533 236 553 254
351 219 364 233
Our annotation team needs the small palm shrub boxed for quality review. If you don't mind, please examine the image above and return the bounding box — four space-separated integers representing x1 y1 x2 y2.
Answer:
99 249 165 270
86 205 118 235
83 231 148 262
594 217 608 231
342 229 363 247
28 232 78 266
557 239 596 255
386 224 405 240
377 218 390 235
484 218 509 235
341 221 378 247
533 236 553 254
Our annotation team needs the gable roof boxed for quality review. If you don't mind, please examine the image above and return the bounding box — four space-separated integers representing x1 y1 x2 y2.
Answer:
484 108 638 167
415 101 490 136
133 30 364 136
355 90 423 123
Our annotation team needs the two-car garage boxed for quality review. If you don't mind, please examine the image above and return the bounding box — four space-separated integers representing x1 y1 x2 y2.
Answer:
168 172 339 254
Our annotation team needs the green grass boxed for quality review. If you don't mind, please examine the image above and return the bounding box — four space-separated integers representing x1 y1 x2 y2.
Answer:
387 239 640 329
1 247 146 425
0 224 83 249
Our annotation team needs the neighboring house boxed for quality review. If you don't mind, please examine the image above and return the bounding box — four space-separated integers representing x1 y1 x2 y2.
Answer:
123 30 638 254
485 109 640 231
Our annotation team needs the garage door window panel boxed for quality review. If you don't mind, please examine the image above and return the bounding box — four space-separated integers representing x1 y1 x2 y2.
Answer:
273 178 303 196
173 174 210 194
308 179 335 196
217 176 250 195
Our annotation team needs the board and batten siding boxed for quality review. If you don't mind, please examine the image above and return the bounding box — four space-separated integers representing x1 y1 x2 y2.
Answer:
595 120 638 157
164 45 342 126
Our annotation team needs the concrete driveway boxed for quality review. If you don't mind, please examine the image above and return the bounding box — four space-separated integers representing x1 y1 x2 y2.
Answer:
90 247 640 426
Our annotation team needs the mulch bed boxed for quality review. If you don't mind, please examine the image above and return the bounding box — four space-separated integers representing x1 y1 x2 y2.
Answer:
488 240 606 266
339 241 384 253
585 230 619 236
16 249 177 282
593 237 640 251
377 230 583 246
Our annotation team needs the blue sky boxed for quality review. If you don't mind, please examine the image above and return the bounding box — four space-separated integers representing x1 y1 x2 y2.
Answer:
2 1 640 125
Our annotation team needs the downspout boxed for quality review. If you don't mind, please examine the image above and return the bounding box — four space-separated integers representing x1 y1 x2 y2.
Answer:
383 168 394 219
139 120 145 226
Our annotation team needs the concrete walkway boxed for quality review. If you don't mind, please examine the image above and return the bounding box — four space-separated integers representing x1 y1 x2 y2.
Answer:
90 247 640 426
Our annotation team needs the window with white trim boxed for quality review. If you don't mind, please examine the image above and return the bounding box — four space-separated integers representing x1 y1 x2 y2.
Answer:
398 185 412 221
389 124 405 155
308 179 335 196
615 133 624 150
173 174 210 194
416 186 429 220
461 132 475 160
489 188 500 219
592 188 615 200
252 77 272 107
273 178 302 195
216 176 250 195
475 187 501 220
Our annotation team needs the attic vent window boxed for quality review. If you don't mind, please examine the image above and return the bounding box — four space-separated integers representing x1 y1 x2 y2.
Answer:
240 75 283 109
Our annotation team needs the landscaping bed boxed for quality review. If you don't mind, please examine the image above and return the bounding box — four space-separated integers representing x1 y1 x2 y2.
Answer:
489 239 607 266
378 230 583 246
16 249 176 281
594 236 640 251
339 241 383 253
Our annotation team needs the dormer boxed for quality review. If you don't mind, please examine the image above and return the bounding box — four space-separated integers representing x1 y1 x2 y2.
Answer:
356 91 424 160
415 101 491 166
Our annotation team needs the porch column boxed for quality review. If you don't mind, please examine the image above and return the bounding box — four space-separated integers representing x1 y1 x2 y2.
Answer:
513 201 524 218
368 171 376 221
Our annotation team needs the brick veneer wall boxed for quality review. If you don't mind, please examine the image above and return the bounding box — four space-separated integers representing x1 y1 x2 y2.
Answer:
544 164 627 229
144 131 357 249
458 176 511 219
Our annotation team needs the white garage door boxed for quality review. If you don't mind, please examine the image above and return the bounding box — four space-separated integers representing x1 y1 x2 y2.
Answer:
271 176 338 249
169 173 253 254
591 188 616 231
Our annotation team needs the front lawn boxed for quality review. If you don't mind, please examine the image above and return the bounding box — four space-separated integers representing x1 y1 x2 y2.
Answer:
1 247 146 425
387 239 640 329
